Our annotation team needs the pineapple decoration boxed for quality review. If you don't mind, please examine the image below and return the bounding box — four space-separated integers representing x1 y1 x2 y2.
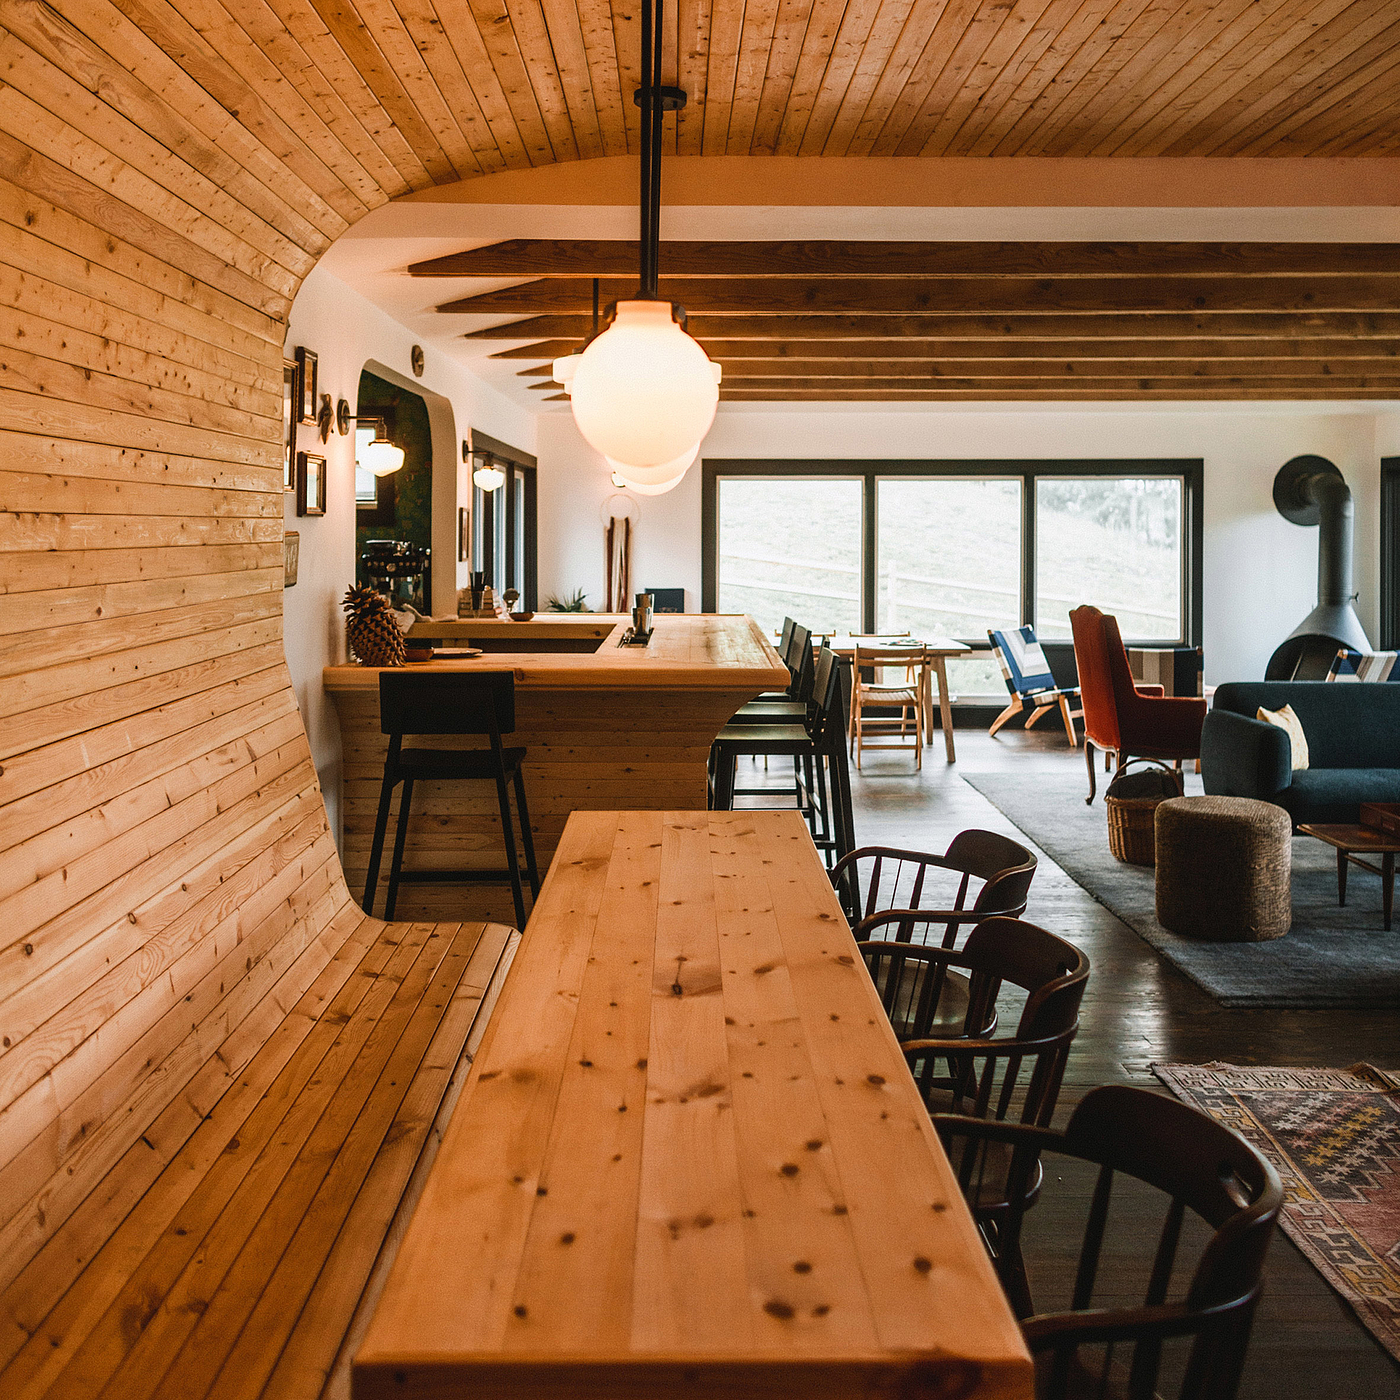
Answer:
343 585 406 667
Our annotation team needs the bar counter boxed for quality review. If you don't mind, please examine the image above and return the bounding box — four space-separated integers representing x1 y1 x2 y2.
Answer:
324 614 788 923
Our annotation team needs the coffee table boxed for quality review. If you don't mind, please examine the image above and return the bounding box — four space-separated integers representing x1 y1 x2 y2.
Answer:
1297 822 1400 931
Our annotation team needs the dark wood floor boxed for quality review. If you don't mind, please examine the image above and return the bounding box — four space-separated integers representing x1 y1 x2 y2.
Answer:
812 729 1399 1397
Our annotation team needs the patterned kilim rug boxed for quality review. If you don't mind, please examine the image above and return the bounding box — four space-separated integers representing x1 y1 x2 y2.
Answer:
1155 1062 1400 1364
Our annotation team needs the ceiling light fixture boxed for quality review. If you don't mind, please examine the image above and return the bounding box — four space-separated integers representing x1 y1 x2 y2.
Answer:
553 0 719 489
606 445 698 493
473 453 507 492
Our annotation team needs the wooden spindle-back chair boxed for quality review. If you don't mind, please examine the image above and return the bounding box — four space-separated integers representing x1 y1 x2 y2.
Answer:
860 916 1089 1312
832 829 1038 945
933 1085 1283 1400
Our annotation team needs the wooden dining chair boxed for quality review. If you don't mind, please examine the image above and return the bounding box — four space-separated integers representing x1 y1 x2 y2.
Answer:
831 830 1038 946
932 1085 1283 1400
850 642 925 769
860 917 1089 1314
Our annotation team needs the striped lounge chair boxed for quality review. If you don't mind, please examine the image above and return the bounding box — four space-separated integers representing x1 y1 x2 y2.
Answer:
1326 647 1399 682
988 625 1083 746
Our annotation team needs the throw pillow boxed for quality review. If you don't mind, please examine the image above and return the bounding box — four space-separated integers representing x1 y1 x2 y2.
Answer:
1257 703 1310 770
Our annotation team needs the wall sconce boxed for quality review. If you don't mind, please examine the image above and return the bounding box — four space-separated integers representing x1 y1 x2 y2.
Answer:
473 453 506 492
333 397 404 475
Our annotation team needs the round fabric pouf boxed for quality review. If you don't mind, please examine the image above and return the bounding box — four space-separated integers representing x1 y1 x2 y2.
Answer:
1154 796 1292 942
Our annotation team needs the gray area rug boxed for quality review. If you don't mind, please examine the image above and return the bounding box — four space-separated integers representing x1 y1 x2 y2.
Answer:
962 772 1400 1009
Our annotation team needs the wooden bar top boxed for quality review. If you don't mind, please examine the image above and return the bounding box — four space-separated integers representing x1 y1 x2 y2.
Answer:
323 613 788 693
353 810 1033 1400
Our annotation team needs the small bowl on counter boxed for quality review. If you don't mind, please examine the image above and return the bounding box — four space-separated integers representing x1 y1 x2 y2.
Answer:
404 644 435 663
510 611 535 622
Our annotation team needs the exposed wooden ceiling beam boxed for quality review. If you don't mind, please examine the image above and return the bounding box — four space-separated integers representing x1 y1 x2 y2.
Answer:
715 391 1400 402
488 341 584 360
494 338 1400 363
518 356 1400 379
531 373 1400 392
414 240 1400 280
441 277 1400 316
464 313 1400 341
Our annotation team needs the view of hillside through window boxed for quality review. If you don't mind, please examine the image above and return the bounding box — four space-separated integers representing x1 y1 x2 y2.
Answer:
1034 477 1183 641
717 477 864 636
716 472 1186 699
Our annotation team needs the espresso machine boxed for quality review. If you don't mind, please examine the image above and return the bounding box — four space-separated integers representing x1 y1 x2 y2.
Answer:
361 539 431 611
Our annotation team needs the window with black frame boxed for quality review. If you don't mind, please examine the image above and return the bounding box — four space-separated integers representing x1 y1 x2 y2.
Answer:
467 432 538 610
702 459 1202 701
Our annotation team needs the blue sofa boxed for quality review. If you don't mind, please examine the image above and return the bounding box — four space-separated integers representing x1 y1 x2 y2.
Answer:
1201 681 1400 825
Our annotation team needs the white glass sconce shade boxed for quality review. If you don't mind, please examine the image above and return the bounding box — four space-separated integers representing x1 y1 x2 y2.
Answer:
473 464 507 491
362 438 405 476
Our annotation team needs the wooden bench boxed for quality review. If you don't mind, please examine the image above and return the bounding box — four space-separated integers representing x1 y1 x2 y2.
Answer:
0 909 516 1400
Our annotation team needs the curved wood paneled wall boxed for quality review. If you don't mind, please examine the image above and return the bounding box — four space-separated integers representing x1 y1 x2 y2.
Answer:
0 0 392 1313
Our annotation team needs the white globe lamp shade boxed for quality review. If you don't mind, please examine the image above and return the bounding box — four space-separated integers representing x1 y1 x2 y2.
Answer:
551 351 580 394
610 466 689 496
473 464 507 491
569 301 720 469
362 439 404 476
602 445 698 486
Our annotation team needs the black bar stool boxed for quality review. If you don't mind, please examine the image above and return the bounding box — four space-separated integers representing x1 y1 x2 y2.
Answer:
364 670 540 928
710 645 854 866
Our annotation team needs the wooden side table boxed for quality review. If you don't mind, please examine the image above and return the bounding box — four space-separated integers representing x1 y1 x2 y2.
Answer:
1297 823 1400 931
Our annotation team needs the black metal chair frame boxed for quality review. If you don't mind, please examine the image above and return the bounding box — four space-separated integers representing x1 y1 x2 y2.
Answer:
832 831 1038 946
364 669 540 928
710 644 855 866
932 1085 1283 1400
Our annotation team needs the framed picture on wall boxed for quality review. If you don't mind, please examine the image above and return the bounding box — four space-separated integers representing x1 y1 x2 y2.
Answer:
294 346 318 424
282 361 297 491
296 451 326 517
459 506 470 562
284 530 299 586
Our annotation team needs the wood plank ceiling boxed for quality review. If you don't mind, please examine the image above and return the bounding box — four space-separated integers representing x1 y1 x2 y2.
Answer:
426 240 1400 400
326 0 1400 402
251 0 1400 180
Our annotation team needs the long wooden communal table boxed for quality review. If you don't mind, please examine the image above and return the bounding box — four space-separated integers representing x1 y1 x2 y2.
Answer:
352 810 1033 1400
324 614 787 924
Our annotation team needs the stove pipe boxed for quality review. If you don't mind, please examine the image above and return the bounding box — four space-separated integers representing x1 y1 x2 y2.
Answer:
1264 455 1371 680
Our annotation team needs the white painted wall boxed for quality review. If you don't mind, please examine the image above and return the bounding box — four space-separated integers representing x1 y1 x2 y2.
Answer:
283 267 536 840
536 404 1387 685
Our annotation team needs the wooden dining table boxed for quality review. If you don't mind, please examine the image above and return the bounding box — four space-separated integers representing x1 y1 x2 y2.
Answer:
353 809 1033 1400
826 635 971 764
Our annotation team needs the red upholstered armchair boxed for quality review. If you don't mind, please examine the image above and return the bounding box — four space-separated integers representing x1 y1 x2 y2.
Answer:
1069 605 1207 804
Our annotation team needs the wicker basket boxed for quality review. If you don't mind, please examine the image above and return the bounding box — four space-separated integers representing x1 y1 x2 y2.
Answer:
1104 761 1184 866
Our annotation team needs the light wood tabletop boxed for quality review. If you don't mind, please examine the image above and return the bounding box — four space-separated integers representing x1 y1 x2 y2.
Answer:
353 809 1033 1400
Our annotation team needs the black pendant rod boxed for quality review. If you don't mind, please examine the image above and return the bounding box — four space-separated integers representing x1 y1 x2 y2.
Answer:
648 0 663 297
632 0 684 301
638 0 652 298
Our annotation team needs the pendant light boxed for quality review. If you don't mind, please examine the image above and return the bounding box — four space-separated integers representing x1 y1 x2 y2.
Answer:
612 468 688 496
555 0 719 483
605 445 698 487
